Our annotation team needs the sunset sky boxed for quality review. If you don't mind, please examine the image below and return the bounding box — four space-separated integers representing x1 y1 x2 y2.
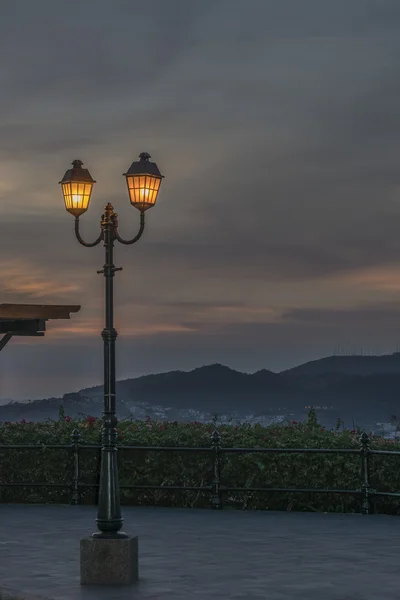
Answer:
2 0 400 400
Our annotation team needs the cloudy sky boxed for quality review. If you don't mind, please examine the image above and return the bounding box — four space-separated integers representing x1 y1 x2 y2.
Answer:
2 0 400 400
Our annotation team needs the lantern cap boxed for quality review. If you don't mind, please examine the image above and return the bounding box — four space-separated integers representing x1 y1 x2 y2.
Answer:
123 152 164 179
59 159 96 185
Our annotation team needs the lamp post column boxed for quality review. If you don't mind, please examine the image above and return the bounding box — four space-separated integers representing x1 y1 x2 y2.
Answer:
60 153 164 584
94 203 126 538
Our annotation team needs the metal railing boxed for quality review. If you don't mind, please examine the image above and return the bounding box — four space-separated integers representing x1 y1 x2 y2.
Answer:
0 429 399 514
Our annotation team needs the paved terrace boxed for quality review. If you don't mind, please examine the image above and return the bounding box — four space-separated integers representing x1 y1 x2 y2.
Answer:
0 505 400 600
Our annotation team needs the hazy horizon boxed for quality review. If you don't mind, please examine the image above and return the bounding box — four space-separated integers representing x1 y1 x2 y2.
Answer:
1 354 306 402
3 348 400 402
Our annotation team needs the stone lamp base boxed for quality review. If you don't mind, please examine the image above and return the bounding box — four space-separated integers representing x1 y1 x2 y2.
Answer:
80 535 139 585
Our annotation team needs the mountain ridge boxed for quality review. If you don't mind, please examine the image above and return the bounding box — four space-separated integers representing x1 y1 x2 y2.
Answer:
2 354 400 425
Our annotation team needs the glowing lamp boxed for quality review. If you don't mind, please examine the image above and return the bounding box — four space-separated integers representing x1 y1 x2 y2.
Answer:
123 152 164 211
59 159 96 217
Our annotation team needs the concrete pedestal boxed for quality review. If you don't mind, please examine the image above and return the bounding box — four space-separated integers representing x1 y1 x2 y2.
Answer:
80 535 139 585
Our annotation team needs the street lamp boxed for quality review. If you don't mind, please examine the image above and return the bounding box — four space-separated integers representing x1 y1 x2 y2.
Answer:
59 153 163 545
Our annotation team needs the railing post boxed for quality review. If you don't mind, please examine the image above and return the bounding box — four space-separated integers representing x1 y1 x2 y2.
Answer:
211 430 222 510
360 432 371 515
71 428 81 505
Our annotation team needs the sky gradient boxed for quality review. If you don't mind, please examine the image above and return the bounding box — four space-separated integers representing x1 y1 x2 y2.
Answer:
2 0 400 400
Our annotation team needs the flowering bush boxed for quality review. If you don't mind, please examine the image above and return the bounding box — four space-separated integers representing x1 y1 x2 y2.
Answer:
0 407 399 513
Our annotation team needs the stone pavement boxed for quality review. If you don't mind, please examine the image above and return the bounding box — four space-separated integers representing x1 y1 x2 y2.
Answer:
0 504 400 600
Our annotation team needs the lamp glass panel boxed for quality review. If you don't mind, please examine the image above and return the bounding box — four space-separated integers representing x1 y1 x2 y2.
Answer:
63 181 93 216
127 174 161 210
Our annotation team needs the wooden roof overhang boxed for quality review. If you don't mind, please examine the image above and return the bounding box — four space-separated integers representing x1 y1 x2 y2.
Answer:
0 304 81 352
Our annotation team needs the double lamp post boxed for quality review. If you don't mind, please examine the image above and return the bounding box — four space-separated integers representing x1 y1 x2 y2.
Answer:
59 153 163 539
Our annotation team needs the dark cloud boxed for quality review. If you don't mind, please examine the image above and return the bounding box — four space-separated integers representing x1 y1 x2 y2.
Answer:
280 303 400 326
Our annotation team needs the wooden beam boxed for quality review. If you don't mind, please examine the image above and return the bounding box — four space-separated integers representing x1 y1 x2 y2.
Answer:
0 304 81 320
0 333 12 352
0 319 46 335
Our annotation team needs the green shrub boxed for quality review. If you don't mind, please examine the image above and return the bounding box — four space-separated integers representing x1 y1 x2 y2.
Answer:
1 408 400 514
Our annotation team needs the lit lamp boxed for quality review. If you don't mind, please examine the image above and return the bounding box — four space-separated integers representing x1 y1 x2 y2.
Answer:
123 152 164 211
59 152 163 586
59 159 96 217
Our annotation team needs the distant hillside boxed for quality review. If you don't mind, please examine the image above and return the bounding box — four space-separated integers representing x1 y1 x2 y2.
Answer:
0 393 133 423
81 364 303 413
280 353 400 378
2 354 400 424
323 372 400 411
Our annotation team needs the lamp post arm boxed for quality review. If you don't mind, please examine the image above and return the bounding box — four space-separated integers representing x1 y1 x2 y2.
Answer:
114 210 145 245
75 217 103 247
